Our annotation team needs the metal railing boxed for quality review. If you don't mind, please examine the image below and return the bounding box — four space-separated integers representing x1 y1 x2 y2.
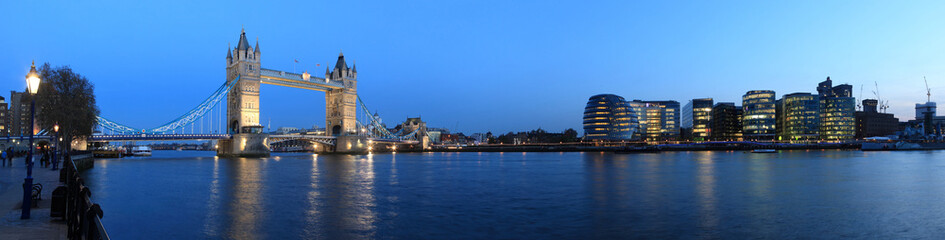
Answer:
62 152 110 240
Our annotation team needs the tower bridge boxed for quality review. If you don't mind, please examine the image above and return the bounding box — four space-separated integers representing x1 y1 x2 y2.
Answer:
93 29 428 156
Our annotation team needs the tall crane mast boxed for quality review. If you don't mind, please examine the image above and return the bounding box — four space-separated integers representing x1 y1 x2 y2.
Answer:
857 84 864 111
925 76 932 103
873 81 890 113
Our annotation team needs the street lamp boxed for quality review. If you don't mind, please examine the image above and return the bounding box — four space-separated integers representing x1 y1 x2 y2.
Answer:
22 61 40 219
52 123 59 170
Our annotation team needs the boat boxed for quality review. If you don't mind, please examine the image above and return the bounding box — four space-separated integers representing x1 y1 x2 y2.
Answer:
862 141 924 151
132 146 153 156
751 149 777 153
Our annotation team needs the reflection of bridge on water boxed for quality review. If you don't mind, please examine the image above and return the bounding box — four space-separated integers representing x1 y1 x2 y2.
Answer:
91 29 428 155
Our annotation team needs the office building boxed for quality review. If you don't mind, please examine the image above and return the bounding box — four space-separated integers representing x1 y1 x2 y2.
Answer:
742 90 776 140
777 93 820 141
817 77 855 140
0 96 7 136
855 99 899 138
629 100 679 141
9 91 35 136
711 102 743 141
916 102 936 120
682 98 713 141
583 94 637 140
915 102 937 134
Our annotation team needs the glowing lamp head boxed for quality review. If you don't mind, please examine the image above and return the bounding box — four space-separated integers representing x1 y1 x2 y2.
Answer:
54 124 59 133
25 61 41 95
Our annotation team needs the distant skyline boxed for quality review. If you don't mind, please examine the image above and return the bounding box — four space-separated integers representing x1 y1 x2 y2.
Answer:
2 0 944 134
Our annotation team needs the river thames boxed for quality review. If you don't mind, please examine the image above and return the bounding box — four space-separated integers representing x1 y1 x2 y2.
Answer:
81 150 945 239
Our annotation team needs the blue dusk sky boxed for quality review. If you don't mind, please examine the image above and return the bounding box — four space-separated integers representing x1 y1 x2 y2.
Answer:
2 0 944 134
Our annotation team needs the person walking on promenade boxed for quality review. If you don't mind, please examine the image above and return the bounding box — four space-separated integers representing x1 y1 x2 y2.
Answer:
40 149 47 168
1 148 6 167
8 148 14 166
5 147 11 166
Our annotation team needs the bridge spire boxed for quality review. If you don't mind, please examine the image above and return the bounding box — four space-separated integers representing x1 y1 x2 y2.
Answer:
226 42 232 59
334 51 348 71
254 37 260 53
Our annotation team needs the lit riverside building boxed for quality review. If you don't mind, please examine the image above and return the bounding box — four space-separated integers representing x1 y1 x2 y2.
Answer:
855 99 899 138
817 77 856 140
626 101 656 140
742 90 776 141
710 102 743 141
583 94 638 140
777 92 820 141
682 98 713 141
629 100 680 141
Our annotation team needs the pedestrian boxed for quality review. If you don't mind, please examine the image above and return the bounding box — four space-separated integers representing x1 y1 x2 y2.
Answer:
8 147 13 166
1 149 6 167
44 150 50 168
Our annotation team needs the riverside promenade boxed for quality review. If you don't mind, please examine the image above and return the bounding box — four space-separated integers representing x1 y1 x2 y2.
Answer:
0 157 67 240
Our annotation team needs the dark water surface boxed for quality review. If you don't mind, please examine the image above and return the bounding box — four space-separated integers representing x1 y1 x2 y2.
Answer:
82 150 945 239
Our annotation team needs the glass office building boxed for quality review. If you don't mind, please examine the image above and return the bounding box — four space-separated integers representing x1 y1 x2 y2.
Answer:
778 92 820 141
711 102 743 141
583 94 637 140
742 90 777 140
682 98 713 141
629 100 680 141
817 77 855 140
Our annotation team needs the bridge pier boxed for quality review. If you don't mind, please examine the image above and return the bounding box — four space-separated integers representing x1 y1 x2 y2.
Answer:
333 135 371 154
217 133 270 157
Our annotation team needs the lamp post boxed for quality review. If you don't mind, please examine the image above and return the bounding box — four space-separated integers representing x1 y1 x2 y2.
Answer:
21 61 40 219
52 124 59 170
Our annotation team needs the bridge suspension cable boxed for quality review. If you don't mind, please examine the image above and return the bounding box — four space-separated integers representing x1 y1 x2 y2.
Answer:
96 75 240 134
355 96 396 138
355 96 423 141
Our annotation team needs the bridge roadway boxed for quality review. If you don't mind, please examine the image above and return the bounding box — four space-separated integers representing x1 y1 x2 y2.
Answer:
259 68 344 92
88 134 231 141
85 134 417 146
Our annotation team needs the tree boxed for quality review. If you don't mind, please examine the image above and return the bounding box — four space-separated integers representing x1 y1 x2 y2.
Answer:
562 128 579 142
35 63 100 151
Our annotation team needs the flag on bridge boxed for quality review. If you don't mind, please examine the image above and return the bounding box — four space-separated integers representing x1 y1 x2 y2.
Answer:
294 59 299 63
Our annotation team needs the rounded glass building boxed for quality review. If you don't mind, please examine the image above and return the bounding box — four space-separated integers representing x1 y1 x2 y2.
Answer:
583 94 637 140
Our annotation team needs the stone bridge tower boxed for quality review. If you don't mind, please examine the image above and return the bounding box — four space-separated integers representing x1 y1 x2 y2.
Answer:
325 52 358 136
219 28 268 157
226 28 262 134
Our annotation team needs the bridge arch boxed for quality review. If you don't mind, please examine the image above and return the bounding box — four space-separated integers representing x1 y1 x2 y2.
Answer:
230 120 239 134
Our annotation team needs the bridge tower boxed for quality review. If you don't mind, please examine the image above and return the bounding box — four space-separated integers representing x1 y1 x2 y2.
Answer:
325 52 358 136
226 28 262 133
219 28 269 157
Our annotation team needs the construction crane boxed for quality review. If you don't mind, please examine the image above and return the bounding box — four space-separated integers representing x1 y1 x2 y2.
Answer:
925 76 932 103
857 84 864 111
873 81 890 113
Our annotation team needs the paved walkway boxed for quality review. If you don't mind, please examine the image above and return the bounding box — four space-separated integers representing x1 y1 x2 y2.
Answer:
0 157 67 240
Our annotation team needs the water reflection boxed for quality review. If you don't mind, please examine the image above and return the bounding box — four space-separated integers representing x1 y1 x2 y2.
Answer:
224 158 264 239
202 158 222 237
301 154 321 239
311 155 377 239
746 153 775 237
84 151 945 239
583 153 632 238
695 152 718 236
